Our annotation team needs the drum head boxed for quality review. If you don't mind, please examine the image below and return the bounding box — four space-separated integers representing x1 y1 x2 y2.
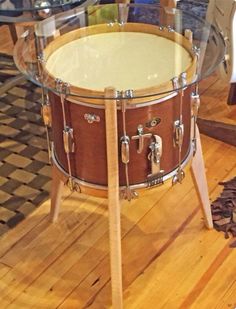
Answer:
42 23 197 103
45 30 192 92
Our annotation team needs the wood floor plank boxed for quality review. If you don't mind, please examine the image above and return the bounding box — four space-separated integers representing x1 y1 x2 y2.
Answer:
123 166 236 309
7 180 173 308
5 138 233 308
0 190 88 266
199 79 236 125
0 263 12 279
56 140 236 308
0 195 108 307
161 167 236 308
215 275 236 309
199 73 219 95
0 186 71 260
185 244 236 309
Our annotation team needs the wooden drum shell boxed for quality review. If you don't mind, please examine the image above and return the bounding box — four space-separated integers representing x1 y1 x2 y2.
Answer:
50 89 192 187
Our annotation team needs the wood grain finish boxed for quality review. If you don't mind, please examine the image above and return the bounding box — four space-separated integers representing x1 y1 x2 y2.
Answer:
50 87 191 187
0 135 236 308
105 87 123 309
190 126 213 229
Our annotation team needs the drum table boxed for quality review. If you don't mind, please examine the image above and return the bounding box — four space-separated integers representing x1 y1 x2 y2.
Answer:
14 3 225 308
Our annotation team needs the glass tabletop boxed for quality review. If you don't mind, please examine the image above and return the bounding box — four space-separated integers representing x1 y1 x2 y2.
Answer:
0 0 97 23
14 3 225 100
0 0 88 13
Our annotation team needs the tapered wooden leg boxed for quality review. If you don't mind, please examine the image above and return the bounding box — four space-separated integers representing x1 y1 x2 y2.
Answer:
105 88 123 309
190 126 213 229
50 164 64 223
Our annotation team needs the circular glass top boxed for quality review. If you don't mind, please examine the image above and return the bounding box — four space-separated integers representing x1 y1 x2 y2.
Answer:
14 3 225 100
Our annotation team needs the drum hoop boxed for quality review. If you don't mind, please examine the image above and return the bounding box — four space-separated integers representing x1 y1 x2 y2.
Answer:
43 22 197 105
51 143 193 192
62 90 179 109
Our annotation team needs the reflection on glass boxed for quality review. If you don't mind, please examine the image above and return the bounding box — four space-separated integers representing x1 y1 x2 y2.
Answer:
14 3 225 99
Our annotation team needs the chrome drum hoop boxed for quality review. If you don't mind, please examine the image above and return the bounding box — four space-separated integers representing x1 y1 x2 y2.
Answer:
51 142 194 192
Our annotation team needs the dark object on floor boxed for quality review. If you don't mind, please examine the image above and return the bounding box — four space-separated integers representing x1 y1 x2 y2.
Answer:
197 118 236 147
211 177 236 239
227 83 236 105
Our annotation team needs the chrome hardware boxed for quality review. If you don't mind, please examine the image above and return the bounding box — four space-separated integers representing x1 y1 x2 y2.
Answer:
37 53 45 64
66 177 80 192
120 98 136 200
172 72 187 185
37 52 51 162
57 81 75 192
147 172 164 187
52 146 194 193
116 90 122 99
121 136 130 164
131 125 152 154
167 26 174 32
120 187 138 201
34 0 52 19
172 168 185 185
55 78 63 91
172 73 187 91
191 89 201 155
84 113 100 124
145 117 161 128
40 88 51 162
55 79 70 96
63 127 75 154
37 53 46 84
124 89 134 98
172 76 179 90
191 92 200 117
148 135 163 175
41 103 52 127
192 45 200 56
180 72 187 89
174 120 184 147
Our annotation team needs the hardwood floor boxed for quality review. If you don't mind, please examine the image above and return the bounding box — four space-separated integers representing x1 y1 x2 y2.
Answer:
1 21 236 309
199 74 236 125
0 133 235 308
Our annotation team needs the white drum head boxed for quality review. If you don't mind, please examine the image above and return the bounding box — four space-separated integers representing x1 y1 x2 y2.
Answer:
45 31 192 91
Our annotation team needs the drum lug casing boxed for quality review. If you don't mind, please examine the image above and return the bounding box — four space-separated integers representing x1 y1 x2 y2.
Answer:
120 135 130 164
41 102 52 127
191 90 201 155
147 135 164 187
63 126 75 154
173 120 184 148
131 125 152 154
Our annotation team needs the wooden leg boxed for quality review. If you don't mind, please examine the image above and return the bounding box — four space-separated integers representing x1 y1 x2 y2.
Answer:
190 126 213 229
50 164 64 223
160 0 177 26
105 88 123 309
